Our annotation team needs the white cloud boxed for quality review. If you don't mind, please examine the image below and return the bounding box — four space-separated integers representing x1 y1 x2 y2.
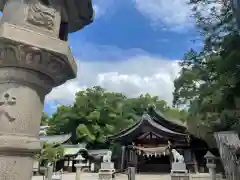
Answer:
45 46 181 110
92 0 195 31
93 5 102 19
132 0 194 32
132 0 224 32
92 0 118 19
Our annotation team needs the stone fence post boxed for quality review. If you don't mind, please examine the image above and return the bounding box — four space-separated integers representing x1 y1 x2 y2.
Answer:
127 167 135 180
75 164 83 180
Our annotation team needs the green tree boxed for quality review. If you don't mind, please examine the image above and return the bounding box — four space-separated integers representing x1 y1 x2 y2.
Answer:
35 143 64 166
47 86 130 146
41 112 49 126
47 86 188 149
47 106 74 135
173 0 240 144
189 0 238 52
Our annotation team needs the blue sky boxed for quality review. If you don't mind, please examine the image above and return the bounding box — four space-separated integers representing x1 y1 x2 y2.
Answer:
45 0 203 114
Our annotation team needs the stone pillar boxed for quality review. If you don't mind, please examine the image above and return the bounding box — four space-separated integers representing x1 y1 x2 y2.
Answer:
127 167 135 180
75 164 82 180
206 163 216 180
0 0 93 180
209 167 216 180
47 166 53 180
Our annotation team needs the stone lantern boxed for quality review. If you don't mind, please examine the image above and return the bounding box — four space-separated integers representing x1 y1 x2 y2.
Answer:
204 151 217 180
0 0 93 180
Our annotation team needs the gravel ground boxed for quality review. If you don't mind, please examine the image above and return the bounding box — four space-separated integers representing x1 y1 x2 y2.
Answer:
32 173 171 180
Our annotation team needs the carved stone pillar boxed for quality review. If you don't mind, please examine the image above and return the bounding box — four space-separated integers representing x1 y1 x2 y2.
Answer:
0 0 93 180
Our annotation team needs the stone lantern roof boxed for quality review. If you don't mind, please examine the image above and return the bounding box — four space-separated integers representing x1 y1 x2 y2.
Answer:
66 0 94 32
0 0 94 33
204 151 215 159
52 0 94 33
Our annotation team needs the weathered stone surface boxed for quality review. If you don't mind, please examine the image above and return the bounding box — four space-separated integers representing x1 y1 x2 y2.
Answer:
27 2 56 31
0 22 77 86
98 170 115 180
0 155 34 180
127 167 135 180
171 173 190 180
101 162 114 170
0 0 94 33
171 162 188 173
75 164 82 180
0 0 93 180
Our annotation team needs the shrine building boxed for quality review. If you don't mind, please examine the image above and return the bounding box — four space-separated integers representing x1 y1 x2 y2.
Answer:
108 105 210 173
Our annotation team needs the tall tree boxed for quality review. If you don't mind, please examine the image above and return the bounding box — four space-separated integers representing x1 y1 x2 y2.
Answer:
47 86 130 146
189 0 238 52
173 0 240 144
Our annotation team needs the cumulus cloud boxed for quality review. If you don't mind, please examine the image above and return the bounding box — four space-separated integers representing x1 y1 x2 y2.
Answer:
92 0 118 19
45 45 181 111
132 0 194 32
92 0 195 31
132 0 224 32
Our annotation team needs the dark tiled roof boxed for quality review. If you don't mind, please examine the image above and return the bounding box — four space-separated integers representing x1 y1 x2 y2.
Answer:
39 134 71 145
88 149 110 157
108 106 189 143
62 144 87 156
204 151 216 158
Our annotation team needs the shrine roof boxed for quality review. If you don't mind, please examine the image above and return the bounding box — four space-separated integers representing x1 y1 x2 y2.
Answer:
88 149 110 157
40 133 71 145
108 105 189 144
62 144 87 156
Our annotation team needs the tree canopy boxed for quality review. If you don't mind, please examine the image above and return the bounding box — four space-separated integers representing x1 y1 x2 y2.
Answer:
173 0 240 145
46 86 187 149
